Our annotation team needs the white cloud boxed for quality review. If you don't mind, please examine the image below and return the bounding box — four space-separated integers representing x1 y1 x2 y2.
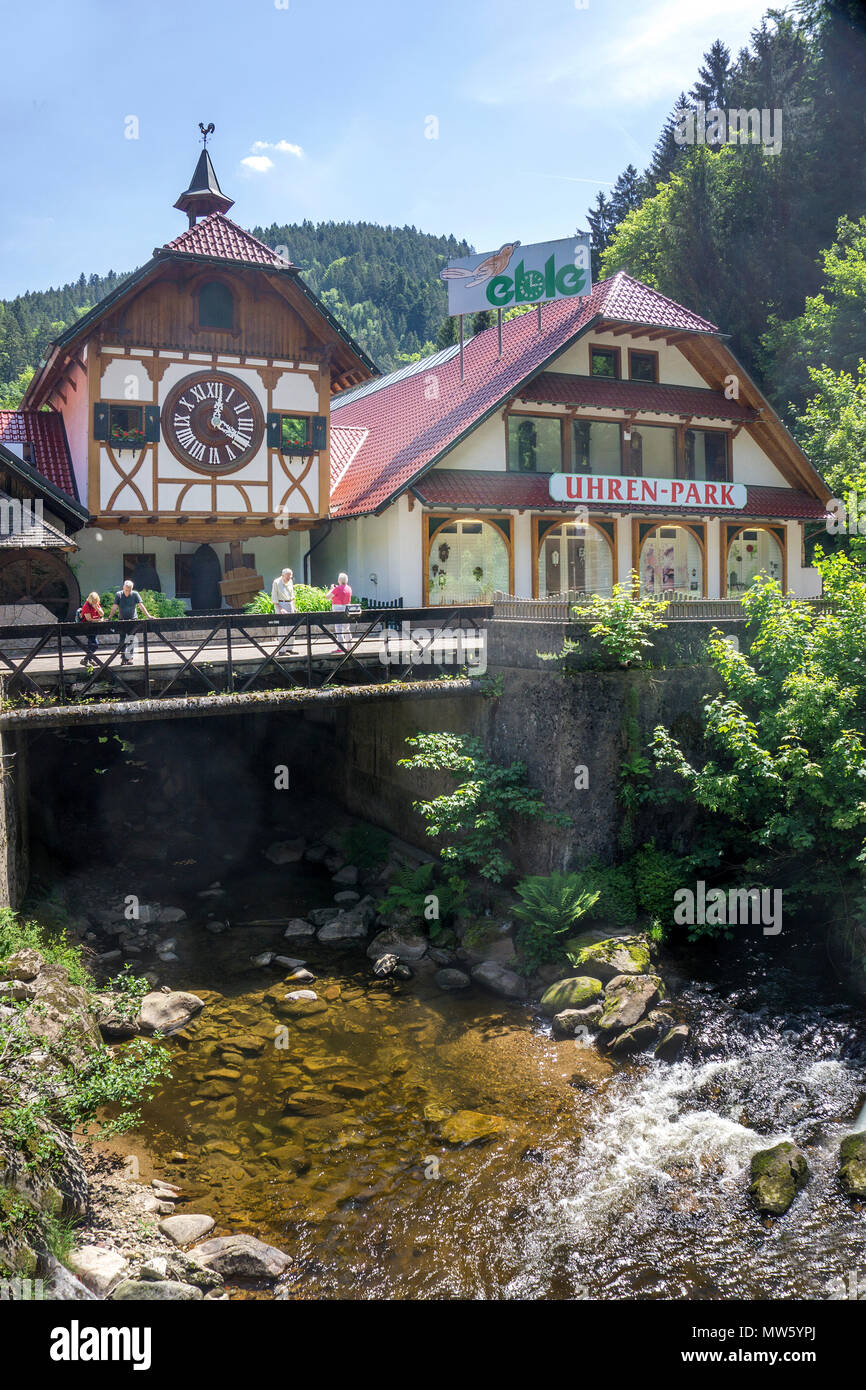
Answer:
241 155 274 174
464 0 771 109
250 139 304 157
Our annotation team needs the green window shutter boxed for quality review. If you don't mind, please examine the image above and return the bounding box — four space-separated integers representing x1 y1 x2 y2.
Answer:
267 412 282 449
144 406 161 443
93 402 109 441
311 415 327 451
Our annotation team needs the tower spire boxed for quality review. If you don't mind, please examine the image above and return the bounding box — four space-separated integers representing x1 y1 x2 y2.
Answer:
174 125 234 227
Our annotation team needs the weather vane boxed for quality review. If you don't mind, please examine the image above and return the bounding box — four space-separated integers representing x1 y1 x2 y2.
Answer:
199 122 215 148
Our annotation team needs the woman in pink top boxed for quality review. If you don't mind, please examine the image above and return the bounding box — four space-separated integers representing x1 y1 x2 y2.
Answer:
328 573 352 645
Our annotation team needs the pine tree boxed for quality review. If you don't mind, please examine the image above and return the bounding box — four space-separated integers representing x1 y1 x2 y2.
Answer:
689 39 733 108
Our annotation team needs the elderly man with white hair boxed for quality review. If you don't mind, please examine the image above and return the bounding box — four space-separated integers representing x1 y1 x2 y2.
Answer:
271 566 297 654
107 578 153 665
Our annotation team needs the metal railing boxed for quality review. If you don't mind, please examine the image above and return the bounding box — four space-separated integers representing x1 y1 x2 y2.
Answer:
0 605 492 706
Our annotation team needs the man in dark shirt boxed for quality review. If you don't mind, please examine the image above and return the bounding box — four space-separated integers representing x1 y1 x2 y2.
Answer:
108 579 152 664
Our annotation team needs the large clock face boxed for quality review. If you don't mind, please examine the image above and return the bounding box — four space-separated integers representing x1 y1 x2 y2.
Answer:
162 370 264 473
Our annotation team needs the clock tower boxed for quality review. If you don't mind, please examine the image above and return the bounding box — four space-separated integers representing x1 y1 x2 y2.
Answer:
22 134 377 605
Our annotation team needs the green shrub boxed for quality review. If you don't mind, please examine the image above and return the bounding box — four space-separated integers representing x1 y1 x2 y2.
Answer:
379 861 465 936
340 824 390 872
512 872 600 971
575 860 638 927
632 842 691 927
244 584 333 614
0 908 88 986
99 589 186 617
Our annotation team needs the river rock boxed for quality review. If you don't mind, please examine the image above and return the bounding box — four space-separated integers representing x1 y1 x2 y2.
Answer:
138 904 187 925
334 890 360 905
372 954 398 977
0 979 35 1002
839 1132 866 1198
568 934 651 982
265 838 306 865
332 864 359 886
471 960 524 1000
304 842 329 864
67 1245 128 1297
318 900 375 943
283 919 318 939
539 976 604 1017
92 993 140 1041
191 1233 291 1281
283 1090 342 1116
308 908 339 928
456 919 517 967
250 951 275 967
749 1141 809 1215
158 1214 215 1245
275 956 307 970
551 1003 603 1038
366 926 429 963
439 1110 509 1146
284 990 317 1002
1 948 43 981
43 1257 98 1301
111 1279 204 1301
285 968 315 984
434 967 472 992
597 975 662 1037
608 1018 661 1056
655 1024 690 1062
139 990 204 1035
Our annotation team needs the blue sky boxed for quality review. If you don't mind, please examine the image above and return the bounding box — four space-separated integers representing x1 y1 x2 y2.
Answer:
0 0 773 299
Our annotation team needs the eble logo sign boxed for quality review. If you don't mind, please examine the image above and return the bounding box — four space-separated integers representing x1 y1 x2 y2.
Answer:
440 236 591 316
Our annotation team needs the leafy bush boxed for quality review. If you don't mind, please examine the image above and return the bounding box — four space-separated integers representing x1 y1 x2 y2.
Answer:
244 584 333 614
0 907 88 986
99 589 186 618
632 842 692 928
576 860 638 927
577 576 669 667
340 824 390 872
398 732 569 885
379 861 465 931
512 873 600 971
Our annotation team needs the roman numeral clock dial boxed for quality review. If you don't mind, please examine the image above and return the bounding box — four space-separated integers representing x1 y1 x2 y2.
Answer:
162 371 264 473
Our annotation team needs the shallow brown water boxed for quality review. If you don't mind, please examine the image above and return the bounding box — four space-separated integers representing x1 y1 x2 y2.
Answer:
103 859 866 1301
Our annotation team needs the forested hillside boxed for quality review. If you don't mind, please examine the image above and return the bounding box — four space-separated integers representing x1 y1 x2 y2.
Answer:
0 224 470 407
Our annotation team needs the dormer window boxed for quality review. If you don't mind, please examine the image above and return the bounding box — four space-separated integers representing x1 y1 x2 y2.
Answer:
197 280 234 330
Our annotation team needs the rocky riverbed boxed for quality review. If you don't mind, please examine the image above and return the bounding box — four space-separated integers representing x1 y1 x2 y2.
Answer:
4 814 866 1301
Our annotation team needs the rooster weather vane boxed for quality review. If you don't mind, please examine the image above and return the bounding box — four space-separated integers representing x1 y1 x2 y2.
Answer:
199 122 215 147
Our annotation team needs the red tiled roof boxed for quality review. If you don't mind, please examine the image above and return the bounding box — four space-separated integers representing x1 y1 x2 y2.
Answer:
330 271 721 517
159 212 293 269
330 426 369 492
521 372 757 421
413 470 828 521
0 410 77 499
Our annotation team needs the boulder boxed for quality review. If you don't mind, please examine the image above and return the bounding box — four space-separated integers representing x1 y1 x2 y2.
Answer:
596 975 662 1037
332 865 359 886
137 904 187 925
539 976 604 1017
282 919 318 939
67 1245 128 1298
139 990 204 1036
308 908 339 928
372 954 399 977
608 1018 661 1056
551 1004 602 1038
434 968 472 992
43 1258 98 1301
93 993 140 1041
439 1110 509 1146
0 948 43 981
158 1214 215 1246
749 1141 809 1215
568 934 651 983
111 1279 204 1301
265 838 306 865
304 842 329 864
655 1024 690 1063
839 1132 866 1198
191 1233 291 1281
284 990 317 1002
285 968 315 985
334 891 360 905
470 960 524 1000
317 900 375 943
250 951 274 967
366 926 429 962
455 918 516 967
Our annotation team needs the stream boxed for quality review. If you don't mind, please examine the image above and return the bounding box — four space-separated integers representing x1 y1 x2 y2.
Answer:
97 854 866 1302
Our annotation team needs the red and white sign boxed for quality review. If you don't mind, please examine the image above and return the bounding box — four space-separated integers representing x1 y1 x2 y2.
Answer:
549 474 747 509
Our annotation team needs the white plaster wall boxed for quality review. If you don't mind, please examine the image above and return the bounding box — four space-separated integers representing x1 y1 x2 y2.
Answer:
71 527 306 605
59 354 90 504
733 432 789 488
442 413 507 471
551 331 710 388
100 357 154 403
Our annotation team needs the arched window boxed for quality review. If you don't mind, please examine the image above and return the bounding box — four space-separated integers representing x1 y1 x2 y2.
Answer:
428 519 510 604
726 528 783 595
640 525 703 598
198 281 234 330
537 522 613 597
